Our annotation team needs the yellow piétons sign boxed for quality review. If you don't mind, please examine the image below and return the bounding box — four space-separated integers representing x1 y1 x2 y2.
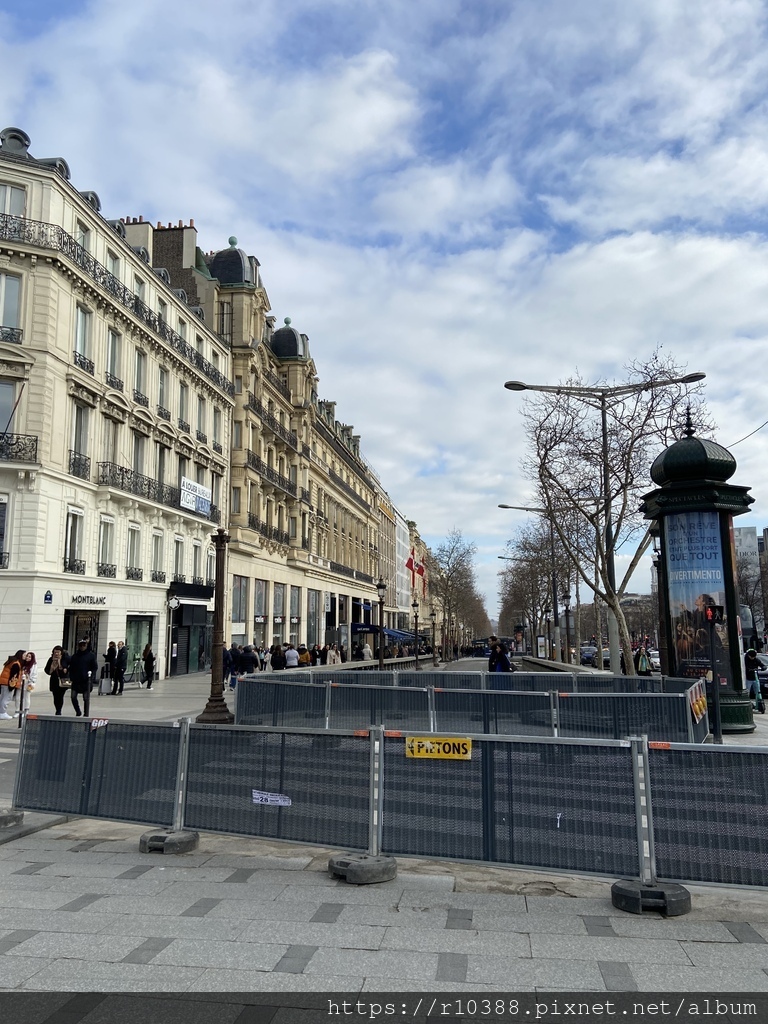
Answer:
405 736 472 760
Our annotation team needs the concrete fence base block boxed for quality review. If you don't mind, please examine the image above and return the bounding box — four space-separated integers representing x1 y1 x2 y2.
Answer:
0 808 24 828
328 852 397 885
611 879 691 917
139 829 199 855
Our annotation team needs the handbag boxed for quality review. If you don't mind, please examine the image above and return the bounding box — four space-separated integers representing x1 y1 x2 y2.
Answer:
58 670 71 689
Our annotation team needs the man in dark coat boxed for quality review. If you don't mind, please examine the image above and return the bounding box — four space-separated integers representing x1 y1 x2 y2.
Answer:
69 639 99 717
112 640 128 695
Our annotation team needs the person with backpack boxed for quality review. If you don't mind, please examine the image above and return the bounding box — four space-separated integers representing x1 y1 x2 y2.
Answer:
0 650 25 719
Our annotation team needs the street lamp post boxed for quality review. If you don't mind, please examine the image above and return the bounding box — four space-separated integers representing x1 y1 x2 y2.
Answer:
430 608 438 666
544 605 552 659
412 597 421 671
504 371 706 673
376 576 386 670
196 527 234 724
562 591 572 664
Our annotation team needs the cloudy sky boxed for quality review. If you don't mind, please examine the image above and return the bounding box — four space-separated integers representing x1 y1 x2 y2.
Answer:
3 0 768 616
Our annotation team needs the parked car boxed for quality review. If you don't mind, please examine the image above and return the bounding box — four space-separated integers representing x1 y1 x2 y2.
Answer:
647 650 661 672
580 646 597 665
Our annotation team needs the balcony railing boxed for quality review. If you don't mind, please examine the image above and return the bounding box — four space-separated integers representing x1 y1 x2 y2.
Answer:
246 393 298 449
0 552 9 568
97 462 221 523
263 368 291 401
126 566 143 581
246 514 291 546
301 537 309 550
0 433 38 463
212 440 222 454
328 468 371 510
178 418 190 433
300 487 311 503
245 450 297 497
105 371 123 391
73 350 95 375
328 560 372 584
196 430 207 443
133 389 149 408
151 569 166 583
192 575 204 586
172 573 186 583
0 326 22 344
206 577 215 588
64 557 86 574
68 450 91 480
157 406 171 421
0 213 235 398
97 563 116 578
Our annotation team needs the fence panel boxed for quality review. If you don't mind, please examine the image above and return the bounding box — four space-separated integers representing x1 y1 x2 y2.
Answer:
649 744 768 887
328 684 431 731
183 726 370 849
432 689 553 736
14 716 181 826
400 671 484 690
236 678 326 728
381 733 639 877
501 673 574 693
557 692 691 741
573 675 663 694
311 670 396 687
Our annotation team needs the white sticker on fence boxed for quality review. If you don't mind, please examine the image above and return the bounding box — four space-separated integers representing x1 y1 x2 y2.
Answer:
90 718 108 730
252 789 291 807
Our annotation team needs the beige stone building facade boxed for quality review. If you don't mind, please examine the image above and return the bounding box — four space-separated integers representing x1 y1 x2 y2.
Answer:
0 128 232 674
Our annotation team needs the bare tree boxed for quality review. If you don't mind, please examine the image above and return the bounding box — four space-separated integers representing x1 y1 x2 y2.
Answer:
518 349 710 673
427 529 490 650
736 554 764 641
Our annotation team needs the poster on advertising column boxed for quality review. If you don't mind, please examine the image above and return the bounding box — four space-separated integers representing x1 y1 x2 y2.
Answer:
664 510 732 686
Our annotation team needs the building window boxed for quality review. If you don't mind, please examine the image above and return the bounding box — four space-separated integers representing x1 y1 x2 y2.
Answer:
152 531 164 571
107 330 121 378
75 220 90 251
254 579 268 616
107 251 120 278
134 276 145 301
231 486 241 514
72 403 89 455
212 350 220 371
155 442 167 483
134 349 146 393
192 543 201 580
0 383 13 433
173 537 184 575
0 273 20 330
195 334 203 354
206 548 215 583
132 432 145 475
218 302 232 342
98 517 114 566
273 582 285 617
127 523 141 568
179 382 188 421
289 516 297 539
197 395 206 434
234 375 242 394
213 406 221 443
74 307 90 356
0 184 24 216
290 586 300 617
232 575 248 623
64 507 84 563
158 367 168 409
158 298 167 325
211 472 221 507
195 463 205 486
178 319 187 340
233 421 242 448
101 416 119 463
178 455 188 487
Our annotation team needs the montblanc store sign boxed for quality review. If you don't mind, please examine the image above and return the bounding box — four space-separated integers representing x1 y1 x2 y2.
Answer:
71 595 107 605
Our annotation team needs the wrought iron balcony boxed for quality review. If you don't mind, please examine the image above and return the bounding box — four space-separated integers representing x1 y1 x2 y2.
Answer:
301 537 309 550
172 573 186 583
329 468 371 510
178 418 190 433
151 569 166 583
64 558 86 574
245 450 297 497
212 440 222 454
330 560 356 579
263 368 291 401
73 350 94 375
157 405 171 421
246 514 290 546
0 213 235 398
192 575 204 586
126 566 143 581
97 562 117 578
68 450 91 480
206 577 215 588
246 392 298 449
105 371 123 391
0 433 38 463
133 389 149 408
97 462 221 523
196 430 207 443
0 326 22 344
0 552 9 568
302 443 311 459
300 487 311 503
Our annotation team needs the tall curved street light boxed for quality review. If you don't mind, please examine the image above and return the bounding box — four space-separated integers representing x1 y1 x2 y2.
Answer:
504 372 706 672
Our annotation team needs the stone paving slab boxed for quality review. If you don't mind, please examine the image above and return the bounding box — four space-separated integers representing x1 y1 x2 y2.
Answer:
679 940 768 967
159 881 290 901
339 905 449 929
204 899 321 922
200 854 314 870
21 960 206 991
89 895 206 916
236 920 386 950
530 934 692 964
276 883 408 905
303 948 440 982
465 954 606 989
0 889 91 911
381 928 531 957
524 895 616 915
149 938 288 972
7 932 144 962
413 892 529 911
193 971 365 993
470 910 588 934
608 916 738 941
96 915 249 940
0 909 111 933
0 956 55 989
630 962 768 991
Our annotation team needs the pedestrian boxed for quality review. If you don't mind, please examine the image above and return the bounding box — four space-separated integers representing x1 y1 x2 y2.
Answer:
320 644 329 665
228 641 240 689
15 651 37 717
103 641 117 688
262 646 273 672
361 642 373 661
339 644 347 663
142 643 155 689
44 645 71 715
285 644 300 669
239 645 258 674
310 644 320 666
0 650 24 719
69 638 98 717
270 644 286 671
745 648 764 711
111 640 128 695
327 643 341 666
489 642 513 675
298 644 311 666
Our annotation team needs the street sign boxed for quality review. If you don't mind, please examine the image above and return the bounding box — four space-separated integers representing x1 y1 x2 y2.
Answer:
405 736 472 760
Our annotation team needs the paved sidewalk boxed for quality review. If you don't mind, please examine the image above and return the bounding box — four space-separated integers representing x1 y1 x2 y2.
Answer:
1 660 768 995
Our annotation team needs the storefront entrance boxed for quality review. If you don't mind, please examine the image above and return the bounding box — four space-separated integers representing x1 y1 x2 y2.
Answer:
125 616 154 681
63 610 102 659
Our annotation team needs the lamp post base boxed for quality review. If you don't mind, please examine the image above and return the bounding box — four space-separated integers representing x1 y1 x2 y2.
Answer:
195 694 234 724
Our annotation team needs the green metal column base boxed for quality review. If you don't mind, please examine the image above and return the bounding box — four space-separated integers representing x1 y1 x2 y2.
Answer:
710 690 755 733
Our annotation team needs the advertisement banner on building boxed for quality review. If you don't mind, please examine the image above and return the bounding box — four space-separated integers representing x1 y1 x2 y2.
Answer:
180 477 211 516
664 510 732 685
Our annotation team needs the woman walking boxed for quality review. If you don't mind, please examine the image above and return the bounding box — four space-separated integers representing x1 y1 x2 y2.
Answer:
0 650 24 719
15 651 37 717
44 646 70 715
142 644 155 689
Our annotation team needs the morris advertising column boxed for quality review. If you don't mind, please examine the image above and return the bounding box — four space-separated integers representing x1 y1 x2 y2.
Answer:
640 418 754 733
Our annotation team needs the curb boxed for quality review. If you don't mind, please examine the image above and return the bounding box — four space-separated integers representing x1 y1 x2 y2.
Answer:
0 812 73 846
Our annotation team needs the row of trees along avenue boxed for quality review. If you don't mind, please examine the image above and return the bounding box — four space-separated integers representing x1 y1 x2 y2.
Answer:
427 528 492 646
500 350 710 674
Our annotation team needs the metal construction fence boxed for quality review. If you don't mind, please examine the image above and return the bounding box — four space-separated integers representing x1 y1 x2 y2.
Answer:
235 676 708 743
11 715 768 887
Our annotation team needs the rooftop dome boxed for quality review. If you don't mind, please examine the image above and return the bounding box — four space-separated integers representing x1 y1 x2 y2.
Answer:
270 317 309 360
650 415 736 486
208 236 254 285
